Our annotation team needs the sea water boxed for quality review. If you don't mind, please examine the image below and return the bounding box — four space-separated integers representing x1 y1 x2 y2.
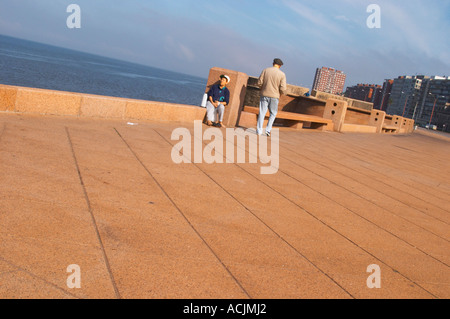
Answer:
0 34 207 106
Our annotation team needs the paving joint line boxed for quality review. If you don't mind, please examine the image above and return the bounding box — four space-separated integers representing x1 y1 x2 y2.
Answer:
0 270 18 277
288 135 450 213
349 133 450 167
283 139 449 229
274 160 450 267
235 163 439 298
312 133 450 183
240 167 439 298
287 133 450 200
276 139 450 264
113 127 252 299
246 132 450 250
0 256 81 299
326 135 448 194
65 126 121 300
117 123 440 298
289 134 450 205
280 141 450 230
152 126 355 299
227 129 441 298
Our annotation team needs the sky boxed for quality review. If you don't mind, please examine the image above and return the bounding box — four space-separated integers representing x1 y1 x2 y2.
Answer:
0 0 449 89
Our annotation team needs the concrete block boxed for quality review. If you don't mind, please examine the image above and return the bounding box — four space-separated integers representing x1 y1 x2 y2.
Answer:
238 111 259 128
286 84 310 97
382 115 403 134
391 115 403 133
369 110 386 133
282 119 304 130
323 99 348 132
341 123 377 133
311 90 373 111
350 100 374 111
243 85 261 108
312 90 346 102
309 121 333 131
0 85 18 112
80 95 126 119
344 108 372 125
400 118 409 134
15 88 82 116
408 119 415 133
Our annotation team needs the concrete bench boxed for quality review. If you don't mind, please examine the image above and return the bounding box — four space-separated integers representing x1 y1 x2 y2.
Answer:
382 115 403 134
400 117 415 134
323 99 409 134
325 100 384 134
239 105 334 131
340 107 378 133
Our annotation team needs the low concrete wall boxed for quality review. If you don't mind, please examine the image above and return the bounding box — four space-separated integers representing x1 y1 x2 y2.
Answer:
0 84 206 123
4 67 414 135
311 90 373 111
0 85 18 112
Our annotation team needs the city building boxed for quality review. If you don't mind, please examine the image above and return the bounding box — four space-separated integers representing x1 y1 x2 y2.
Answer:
413 76 450 130
312 67 346 95
434 102 450 132
344 84 383 107
386 75 450 130
378 79 394 111
386 75 424 117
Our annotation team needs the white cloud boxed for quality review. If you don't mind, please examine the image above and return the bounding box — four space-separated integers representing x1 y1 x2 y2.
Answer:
281 0 345 36
335 15 350 22
164 36 195 62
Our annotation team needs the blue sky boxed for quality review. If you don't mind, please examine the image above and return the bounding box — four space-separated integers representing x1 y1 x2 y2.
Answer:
1 0 449 89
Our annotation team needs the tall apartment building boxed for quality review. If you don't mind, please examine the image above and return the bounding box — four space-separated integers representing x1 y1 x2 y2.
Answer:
386 75 424 117
378 79 394 111
344 84 383 107
414 76 450 130
312 67 346 95
436 102 450 132
387 75 450 131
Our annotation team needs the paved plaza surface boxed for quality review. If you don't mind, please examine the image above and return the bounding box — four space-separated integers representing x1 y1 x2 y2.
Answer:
0 113 449 299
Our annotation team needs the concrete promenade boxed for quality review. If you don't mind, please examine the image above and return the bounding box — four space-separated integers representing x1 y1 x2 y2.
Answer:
0 112 449 299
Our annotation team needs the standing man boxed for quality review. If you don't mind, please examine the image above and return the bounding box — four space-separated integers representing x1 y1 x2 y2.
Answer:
205 74 230 128
257 58 287 136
